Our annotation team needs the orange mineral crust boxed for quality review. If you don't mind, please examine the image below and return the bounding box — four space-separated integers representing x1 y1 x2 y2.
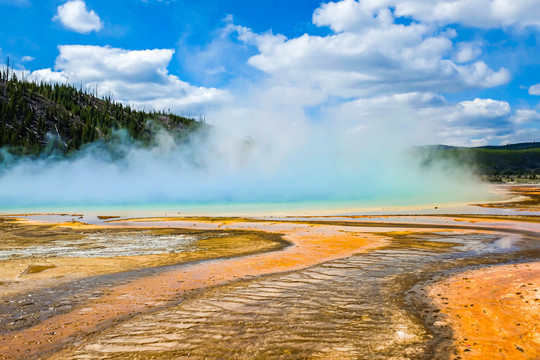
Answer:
429 262 540 359
0 222 386 359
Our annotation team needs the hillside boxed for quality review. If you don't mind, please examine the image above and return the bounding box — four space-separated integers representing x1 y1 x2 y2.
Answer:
417 143 540 180
0 67 201 157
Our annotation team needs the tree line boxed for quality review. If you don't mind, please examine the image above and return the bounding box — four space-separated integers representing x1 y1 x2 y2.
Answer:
416 144 540 179
0 58 201 157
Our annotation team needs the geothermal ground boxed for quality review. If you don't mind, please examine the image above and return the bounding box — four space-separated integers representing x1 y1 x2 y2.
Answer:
0 185 539 359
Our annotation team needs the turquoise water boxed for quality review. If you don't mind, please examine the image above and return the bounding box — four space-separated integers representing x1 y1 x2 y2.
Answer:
0 189 505 216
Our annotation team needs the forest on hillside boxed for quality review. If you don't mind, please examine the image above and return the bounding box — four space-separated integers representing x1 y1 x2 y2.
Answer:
0 60 201 157
417 143 540 181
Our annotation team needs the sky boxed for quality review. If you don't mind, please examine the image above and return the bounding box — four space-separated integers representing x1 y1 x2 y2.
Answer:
1 0 540 146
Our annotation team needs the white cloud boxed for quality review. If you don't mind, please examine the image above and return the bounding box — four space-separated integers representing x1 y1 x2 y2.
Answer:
233 3 509 100
310 0 540 30
30 68 70 84
53 0 103 34
319 93 519 146
432 100 540 146
21 55 35 62
529 83 540 95
312 0 393 32
510 109 540 124
457 98 511 118
390 0 540 29
454 42 482 63
28 45 227 113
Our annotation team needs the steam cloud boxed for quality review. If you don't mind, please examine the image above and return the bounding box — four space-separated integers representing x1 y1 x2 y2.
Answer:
0 85 491 213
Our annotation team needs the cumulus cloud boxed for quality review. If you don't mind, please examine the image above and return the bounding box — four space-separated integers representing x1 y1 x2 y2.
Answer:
20 55 34 62
320 93 518 146
53 0 103 34
529 83 540 95
434 99 513 144
229 2 509 103
312 0 540 30
434 101 540 145
454 42 482 63
389 0 540 29
457 98 511 118
28 45 227 113
511 109 540 124
312 0 394 32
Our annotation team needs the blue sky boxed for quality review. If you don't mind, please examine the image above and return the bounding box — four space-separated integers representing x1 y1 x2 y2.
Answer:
0 0 328 86
1 0 540 146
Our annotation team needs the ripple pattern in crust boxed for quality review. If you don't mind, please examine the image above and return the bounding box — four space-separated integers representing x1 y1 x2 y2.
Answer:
65 243 474 359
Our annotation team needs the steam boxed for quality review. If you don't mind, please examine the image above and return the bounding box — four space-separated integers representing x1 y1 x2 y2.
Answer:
0 85 492 213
